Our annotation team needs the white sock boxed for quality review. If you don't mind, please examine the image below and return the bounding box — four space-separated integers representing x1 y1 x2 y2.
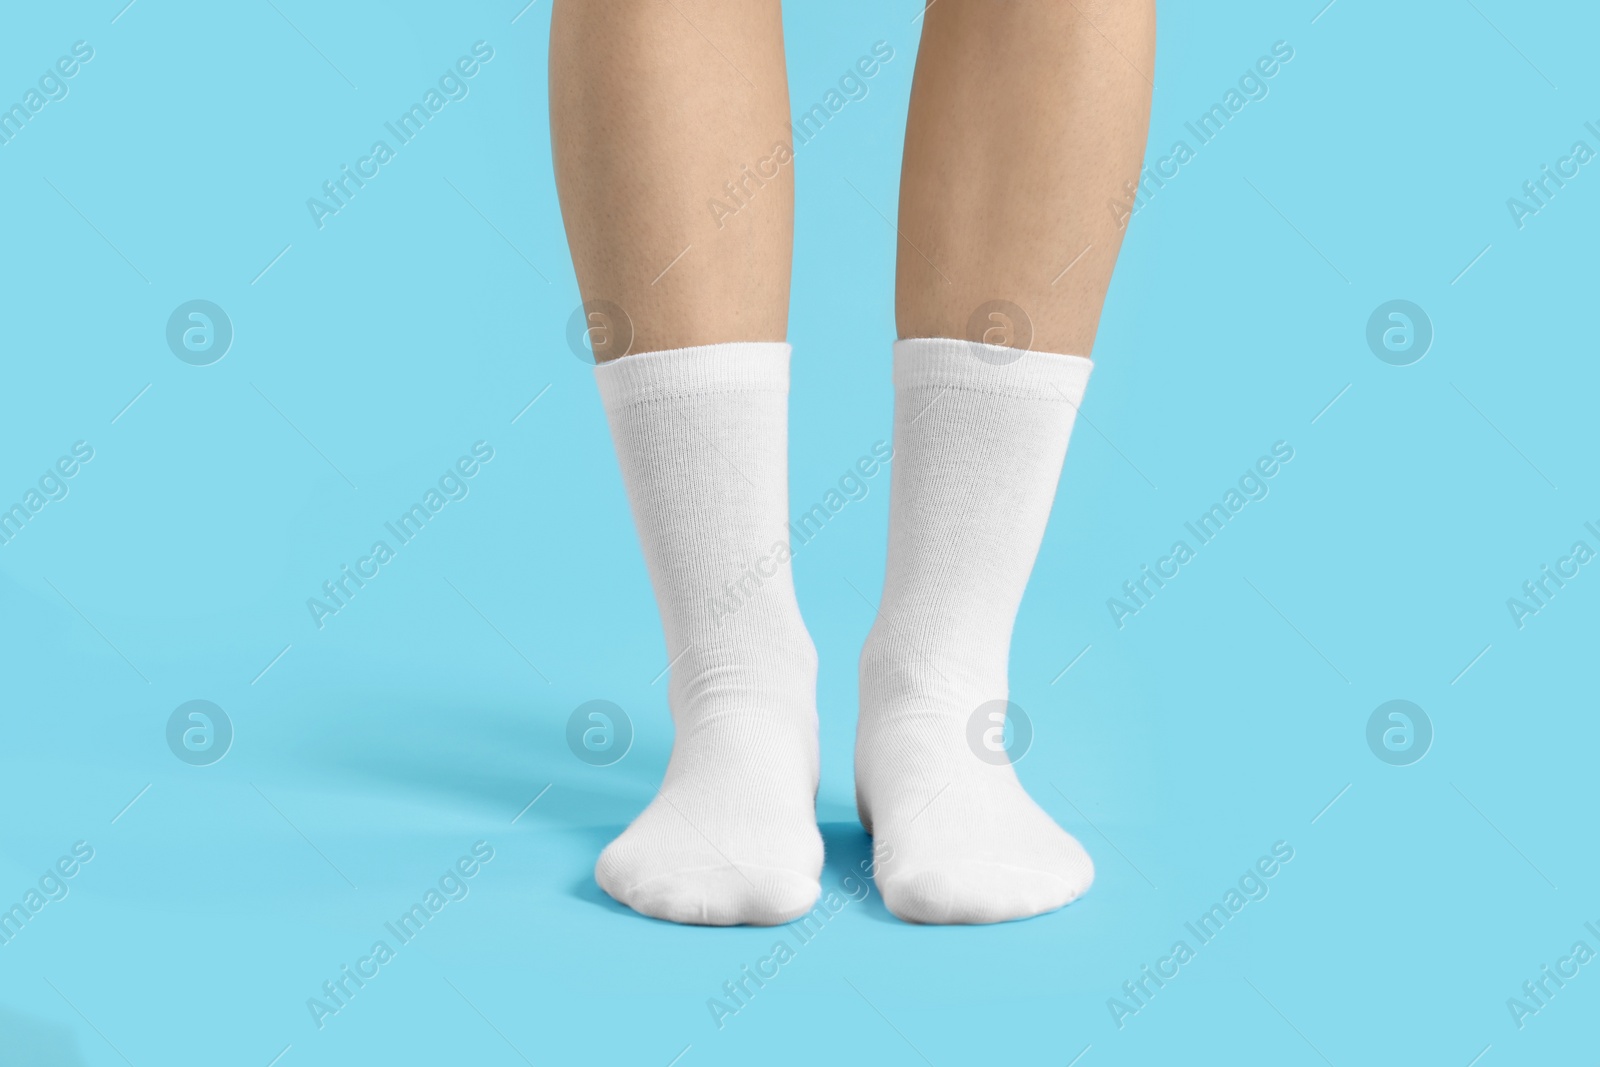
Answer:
858 337 1096 924
593 342 822 925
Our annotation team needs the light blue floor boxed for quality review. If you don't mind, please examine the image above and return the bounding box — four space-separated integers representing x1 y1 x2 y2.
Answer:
2 1 1597 1063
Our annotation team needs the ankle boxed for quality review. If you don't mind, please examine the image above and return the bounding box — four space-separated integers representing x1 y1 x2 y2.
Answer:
860 628 1003 717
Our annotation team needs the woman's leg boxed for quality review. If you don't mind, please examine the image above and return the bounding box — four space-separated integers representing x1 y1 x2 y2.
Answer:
895 0 1154 353
552 0 822 926
859 0 1155 923
550 0 793 358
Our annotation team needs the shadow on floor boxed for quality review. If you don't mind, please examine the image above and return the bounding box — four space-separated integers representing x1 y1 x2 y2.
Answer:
0 1005 88 1067
565 818 898 925
277 694 668 830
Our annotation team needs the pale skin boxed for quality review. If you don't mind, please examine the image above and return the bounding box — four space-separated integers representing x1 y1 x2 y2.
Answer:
552 0 1153 358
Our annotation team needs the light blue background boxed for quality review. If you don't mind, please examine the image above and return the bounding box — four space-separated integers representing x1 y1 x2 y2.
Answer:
2 1 1597 1064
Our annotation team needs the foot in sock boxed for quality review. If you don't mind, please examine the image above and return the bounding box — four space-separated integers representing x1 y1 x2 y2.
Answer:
592 342 822 925
857 337 1096 924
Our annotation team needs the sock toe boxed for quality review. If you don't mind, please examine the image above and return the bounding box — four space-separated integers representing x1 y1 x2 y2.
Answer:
599 859 820 926
880 858 1091 925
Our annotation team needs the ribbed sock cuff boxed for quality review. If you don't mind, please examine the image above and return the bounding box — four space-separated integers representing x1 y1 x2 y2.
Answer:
893 337 1092 403
595 342 790 408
